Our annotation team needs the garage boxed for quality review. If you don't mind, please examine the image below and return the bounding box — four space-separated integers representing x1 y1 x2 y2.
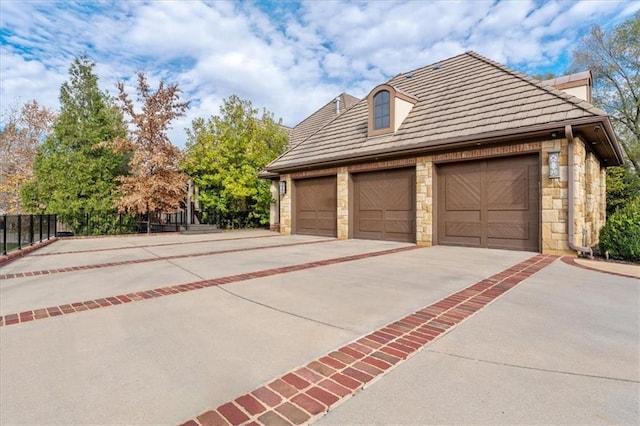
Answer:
294 176 337 237
437 155 540 251
353 168 416 242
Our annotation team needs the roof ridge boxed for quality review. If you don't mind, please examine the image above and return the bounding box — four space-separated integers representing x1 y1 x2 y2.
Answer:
465 51 605 117
387 51 471 85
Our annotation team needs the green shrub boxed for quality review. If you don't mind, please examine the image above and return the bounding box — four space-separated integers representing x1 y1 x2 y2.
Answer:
599 197 640 262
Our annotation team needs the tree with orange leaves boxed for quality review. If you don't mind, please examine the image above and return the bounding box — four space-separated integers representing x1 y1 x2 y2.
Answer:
109 73 189 233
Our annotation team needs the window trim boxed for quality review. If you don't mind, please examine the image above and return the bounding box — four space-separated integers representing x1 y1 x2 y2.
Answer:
367 84 396 137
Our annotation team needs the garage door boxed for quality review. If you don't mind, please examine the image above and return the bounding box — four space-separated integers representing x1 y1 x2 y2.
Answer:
353 168 415 243
437 155 539 251
295 176 337 237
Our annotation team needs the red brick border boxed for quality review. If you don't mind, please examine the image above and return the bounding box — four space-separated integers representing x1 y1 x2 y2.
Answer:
0 238 58 267
30 234 278 257
560 256 639 279
178 254 558 426
0 239 333 281
0 245 418 328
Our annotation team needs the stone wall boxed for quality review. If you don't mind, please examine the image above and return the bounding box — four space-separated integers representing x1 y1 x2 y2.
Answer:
573 136 607 248
540 136 607 254
279 174 292 235
416 156 433 246
269 180 280 232
337 167 349 240
541 138 570 254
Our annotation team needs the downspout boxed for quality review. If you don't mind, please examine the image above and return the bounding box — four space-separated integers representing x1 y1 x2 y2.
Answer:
565 124 593 258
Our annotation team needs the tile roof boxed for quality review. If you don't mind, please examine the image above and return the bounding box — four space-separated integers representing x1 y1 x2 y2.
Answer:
266 51 617 172
288 92 360 148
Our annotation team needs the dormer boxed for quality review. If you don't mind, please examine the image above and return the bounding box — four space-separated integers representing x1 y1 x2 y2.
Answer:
367 84 418 137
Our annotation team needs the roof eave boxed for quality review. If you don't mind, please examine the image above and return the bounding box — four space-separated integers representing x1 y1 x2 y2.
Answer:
266 117 623 173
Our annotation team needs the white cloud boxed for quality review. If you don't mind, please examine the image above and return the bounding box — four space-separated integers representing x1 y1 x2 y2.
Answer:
1 0 637 147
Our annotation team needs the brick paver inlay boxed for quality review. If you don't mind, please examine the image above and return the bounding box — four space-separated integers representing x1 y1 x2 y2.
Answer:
0 239 334 281
0 245 418 327
178 253 558 426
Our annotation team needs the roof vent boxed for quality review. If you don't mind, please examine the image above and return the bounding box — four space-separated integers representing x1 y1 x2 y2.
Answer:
433 63 441 70
405 71 413 78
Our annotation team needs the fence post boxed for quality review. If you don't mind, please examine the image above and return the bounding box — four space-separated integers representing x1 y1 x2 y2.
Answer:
54 214 57 237
86 212 90 236
46 214 51 239
17 215 22 250
2 215 6 256
39 214 43 242
29 214 34 245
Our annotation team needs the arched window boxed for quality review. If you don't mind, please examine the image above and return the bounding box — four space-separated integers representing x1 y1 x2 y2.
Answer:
373 90 390 130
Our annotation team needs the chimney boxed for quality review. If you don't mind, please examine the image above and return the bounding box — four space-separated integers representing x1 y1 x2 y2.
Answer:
542 71 593 103
334 97 341 114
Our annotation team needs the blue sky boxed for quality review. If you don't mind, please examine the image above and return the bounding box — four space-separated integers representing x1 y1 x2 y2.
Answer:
1 0 638 147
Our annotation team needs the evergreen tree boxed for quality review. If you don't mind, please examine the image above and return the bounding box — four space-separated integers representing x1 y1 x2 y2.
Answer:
21 56 128 233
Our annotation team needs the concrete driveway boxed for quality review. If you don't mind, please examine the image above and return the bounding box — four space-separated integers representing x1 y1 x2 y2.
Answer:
0 231 637 425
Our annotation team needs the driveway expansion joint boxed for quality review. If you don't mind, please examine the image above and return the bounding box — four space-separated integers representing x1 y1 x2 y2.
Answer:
0 245 418 328
178 254 558 426
29 233 280 257
426 349 640 384
0 238 335 281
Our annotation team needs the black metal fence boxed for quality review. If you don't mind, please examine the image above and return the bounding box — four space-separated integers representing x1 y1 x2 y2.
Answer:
1 211 188 256
55 211 187 236
196 209 260 229
1 214 57 256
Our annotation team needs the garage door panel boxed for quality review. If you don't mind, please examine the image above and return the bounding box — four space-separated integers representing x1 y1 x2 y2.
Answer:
354 168 415 243
385 220 413 234
295 176 337 237
438 155 539 251
358 187 383 210
359 219 384 233
487 222 529 239
444 166 481 210
487 168 528 210
445 221 482 237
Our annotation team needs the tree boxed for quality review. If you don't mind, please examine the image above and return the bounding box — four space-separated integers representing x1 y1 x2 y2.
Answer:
570 13 640 213
107 72 189 233
605 165 640 215
0 100 56 213
21 56 128 233
570 12 640 172
182 95 289 228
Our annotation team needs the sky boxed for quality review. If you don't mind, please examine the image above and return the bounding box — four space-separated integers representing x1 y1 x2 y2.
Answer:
1 0 639 148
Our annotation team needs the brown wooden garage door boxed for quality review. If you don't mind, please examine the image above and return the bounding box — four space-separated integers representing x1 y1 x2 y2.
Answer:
437 155 539 251
295 176 337 237
353 168 415 243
